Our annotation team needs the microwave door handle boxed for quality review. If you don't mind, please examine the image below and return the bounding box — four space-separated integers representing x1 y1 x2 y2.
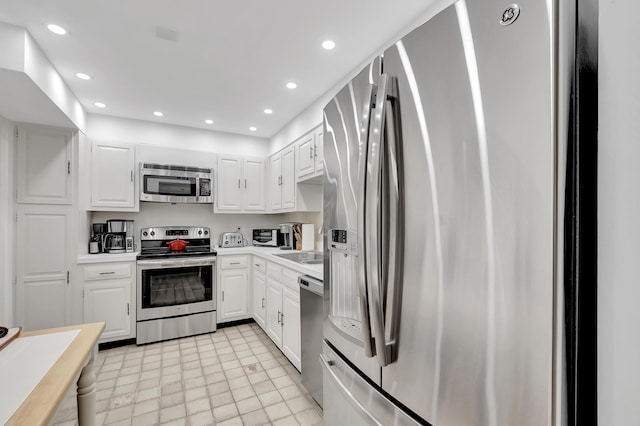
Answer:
357 87 377 359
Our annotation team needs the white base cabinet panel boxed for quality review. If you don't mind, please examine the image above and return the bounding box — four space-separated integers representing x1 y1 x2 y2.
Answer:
218 255 250 323
82 261 135 343
252 257 267 330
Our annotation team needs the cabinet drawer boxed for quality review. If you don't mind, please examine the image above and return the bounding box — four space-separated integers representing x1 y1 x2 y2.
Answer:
219 255 249 269
282 267 300 292
252 257 266 273
83 262 132 281
267 262 283 281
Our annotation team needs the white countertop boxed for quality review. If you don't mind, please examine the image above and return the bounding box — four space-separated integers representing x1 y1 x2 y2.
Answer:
215 246 323 280
77 251 140 264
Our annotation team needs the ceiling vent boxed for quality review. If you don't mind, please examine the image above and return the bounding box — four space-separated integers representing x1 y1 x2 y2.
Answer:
154 25 178 42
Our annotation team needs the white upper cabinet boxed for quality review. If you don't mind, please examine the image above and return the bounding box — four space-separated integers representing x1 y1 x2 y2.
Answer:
16 124 73 205
269 153 283 211
216 155 266 213
296 124 324 182
269 145 296 211
90 141 138 211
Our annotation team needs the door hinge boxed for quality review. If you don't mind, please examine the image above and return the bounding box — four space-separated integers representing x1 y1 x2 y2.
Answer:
222 291 225 302
67 161 71 175
127 303 130 316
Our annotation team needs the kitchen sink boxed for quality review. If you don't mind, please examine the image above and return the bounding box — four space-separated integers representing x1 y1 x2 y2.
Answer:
274 251 324 265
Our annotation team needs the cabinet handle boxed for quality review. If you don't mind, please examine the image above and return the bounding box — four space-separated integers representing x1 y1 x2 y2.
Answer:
131 170 134 182
222 291 225 302
99 271 116 275
229 262 240 265
255 263 260 267
277 310 281 324
310 146 313 159
127 303 130 316
238 179 241 188
245 179 247 189
261 297 264 308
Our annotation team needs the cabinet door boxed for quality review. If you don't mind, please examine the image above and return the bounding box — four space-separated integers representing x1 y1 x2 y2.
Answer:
219 269 249 321
269 153 282 210
91 141 135 208
244 158 266 211
265 279 283 347
282 287 301 370
217 156 243 211
296 133 315 180
16 125 72 205
281 146 296 209
253 271 266 330
314 126 324 174
84 279 131 342
15 206 71 331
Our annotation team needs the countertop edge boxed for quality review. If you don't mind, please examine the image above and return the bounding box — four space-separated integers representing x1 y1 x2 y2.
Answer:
216 247 323 280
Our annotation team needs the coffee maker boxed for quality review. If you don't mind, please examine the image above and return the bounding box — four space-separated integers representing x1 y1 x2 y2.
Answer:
102 219 134 253
89 223 106 254
279 222 300 250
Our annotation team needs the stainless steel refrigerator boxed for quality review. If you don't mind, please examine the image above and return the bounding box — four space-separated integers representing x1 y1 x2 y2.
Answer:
322 0 597 425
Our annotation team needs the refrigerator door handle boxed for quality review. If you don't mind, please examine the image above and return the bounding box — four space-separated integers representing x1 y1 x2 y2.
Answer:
366 73 390 366
320 354 385 426
357 83 377 359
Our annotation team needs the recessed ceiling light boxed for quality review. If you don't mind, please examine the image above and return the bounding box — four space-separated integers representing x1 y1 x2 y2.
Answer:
322 40 336 50
286 82 297 90
264 109 273 115
153 111 163 117
205 119 214 124
94 102 106 108
249 126 257 132
47 24 67 35
76 72 91 80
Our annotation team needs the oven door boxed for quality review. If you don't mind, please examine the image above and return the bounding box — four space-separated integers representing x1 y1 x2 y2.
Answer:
137 256 216 321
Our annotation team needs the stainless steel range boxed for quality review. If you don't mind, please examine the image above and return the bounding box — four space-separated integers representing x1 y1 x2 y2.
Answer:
136 226 217 344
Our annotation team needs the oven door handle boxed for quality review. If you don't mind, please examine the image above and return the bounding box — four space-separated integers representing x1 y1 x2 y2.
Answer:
137 257 216 268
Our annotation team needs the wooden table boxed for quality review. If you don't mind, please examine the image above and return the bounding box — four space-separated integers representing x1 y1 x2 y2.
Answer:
3 322 105 426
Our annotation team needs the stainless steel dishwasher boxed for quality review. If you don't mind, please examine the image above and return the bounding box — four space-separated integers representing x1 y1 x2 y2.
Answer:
298 274 324 407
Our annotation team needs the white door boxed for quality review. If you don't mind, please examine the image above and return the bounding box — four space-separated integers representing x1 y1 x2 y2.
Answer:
282 287 301 370
265 279 283 347
253 271 266 330
16 125 72 205
217 156 243 211
314 126 324 174
219 269 249 321
244 158 266 211
269 153 282 210
91 141 135 208
15 205 71 331
84 280 131 341
296 133 314 179
281 146 296 209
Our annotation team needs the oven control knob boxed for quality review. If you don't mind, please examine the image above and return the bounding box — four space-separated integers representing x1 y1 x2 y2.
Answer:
143 231 148 237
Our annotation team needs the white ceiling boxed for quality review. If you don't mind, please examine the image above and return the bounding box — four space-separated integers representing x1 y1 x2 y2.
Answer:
0 0 437 138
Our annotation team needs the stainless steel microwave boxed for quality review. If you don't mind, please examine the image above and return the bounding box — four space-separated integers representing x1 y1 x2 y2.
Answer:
140 163 213 203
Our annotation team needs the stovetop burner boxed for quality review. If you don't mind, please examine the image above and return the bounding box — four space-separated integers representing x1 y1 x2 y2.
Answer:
137 226 216 260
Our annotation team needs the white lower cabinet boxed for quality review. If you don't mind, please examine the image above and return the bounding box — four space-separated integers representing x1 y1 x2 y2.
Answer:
82 261 135 343
218 255 250 323
252 257 267 330
265 261 301 370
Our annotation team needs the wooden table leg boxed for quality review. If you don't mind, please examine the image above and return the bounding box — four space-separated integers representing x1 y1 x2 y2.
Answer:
76 347 97 426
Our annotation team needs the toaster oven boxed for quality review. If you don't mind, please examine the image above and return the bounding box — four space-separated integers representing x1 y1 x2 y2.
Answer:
252 229 283 247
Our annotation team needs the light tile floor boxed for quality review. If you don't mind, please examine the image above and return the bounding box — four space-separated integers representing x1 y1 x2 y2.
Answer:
51 322 323 426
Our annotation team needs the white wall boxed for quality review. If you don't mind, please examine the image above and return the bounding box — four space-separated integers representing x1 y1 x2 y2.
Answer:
598 1 640 425
0 116 15 325
87 114 269 157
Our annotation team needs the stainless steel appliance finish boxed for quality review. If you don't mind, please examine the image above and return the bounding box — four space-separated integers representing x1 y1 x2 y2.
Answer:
299 275 324 407
219 232 244 248
323 1 573 425
252 229 282 247
278 223 298 250
136 226 216 344
140 163 213 203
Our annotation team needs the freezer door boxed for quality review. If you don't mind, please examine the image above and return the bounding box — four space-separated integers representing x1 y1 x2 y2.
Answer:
323 58 382 384
380 2 555 426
